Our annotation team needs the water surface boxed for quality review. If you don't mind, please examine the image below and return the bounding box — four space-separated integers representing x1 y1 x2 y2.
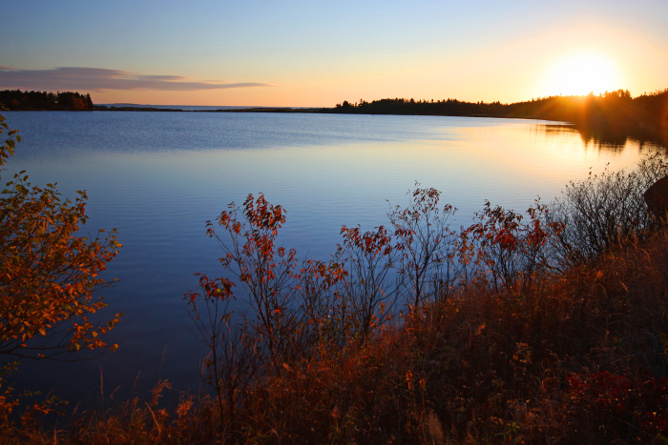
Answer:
2 111 661 403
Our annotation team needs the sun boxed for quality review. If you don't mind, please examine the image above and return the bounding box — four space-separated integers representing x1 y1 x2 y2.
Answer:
540 50 623 97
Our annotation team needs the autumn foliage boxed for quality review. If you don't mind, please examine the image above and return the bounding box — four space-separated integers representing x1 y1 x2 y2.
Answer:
0 114 121 426
180 155 668 443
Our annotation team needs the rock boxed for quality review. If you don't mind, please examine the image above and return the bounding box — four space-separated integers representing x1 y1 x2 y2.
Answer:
644 176 668 221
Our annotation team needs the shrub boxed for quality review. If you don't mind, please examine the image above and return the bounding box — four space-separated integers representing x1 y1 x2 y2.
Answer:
0 114 121 424
564 370 668 443
461 199 564 294
550 153 668 265
185 154 668 442
388 184 460 307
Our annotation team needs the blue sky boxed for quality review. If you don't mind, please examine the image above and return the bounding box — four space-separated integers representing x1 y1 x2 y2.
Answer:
2 0 667 106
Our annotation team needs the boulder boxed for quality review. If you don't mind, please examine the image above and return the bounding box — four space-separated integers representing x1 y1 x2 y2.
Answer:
644 176 668 221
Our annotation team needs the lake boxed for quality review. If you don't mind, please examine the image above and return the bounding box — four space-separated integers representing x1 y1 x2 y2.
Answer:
2 110 662 404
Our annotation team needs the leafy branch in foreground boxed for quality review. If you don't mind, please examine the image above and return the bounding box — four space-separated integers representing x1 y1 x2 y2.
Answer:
389 185 460 307
0 113 122 362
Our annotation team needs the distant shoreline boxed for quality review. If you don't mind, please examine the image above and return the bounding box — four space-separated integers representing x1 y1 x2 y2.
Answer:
3 88 666 147
92 105 322 113
7 103 666 148
90 97 668 148
9 103 568 124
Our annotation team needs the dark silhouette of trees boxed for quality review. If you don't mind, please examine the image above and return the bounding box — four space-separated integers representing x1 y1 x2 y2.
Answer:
0 90 94 111
328 89 668 146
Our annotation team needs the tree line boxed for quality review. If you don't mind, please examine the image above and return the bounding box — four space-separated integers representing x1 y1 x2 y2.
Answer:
0 89 94 111
329 89 668 146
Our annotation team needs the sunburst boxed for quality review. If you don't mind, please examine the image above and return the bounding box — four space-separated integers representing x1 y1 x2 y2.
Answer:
541 50 623 96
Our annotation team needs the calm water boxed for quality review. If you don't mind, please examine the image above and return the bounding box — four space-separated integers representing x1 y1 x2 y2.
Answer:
2 111 662 403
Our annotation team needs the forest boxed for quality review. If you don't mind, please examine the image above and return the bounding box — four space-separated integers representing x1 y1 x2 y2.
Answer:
0 89 94 111
328 89 668 147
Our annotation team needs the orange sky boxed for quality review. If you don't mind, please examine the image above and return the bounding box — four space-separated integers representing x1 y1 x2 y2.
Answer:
1 1 667 106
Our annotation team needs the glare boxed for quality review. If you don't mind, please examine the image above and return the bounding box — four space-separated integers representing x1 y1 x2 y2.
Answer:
541 50 623 97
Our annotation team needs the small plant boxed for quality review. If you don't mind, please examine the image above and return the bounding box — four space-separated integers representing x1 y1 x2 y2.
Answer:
461 199 563 293
388 184 460 308
294 257 348 349
334 223 398 343
185 274 257 437
205 194 299 370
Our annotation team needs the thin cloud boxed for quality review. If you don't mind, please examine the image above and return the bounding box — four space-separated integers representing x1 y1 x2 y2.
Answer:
0 67 272 91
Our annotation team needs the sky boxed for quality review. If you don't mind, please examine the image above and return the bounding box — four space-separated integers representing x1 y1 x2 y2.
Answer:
1 0 667 107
